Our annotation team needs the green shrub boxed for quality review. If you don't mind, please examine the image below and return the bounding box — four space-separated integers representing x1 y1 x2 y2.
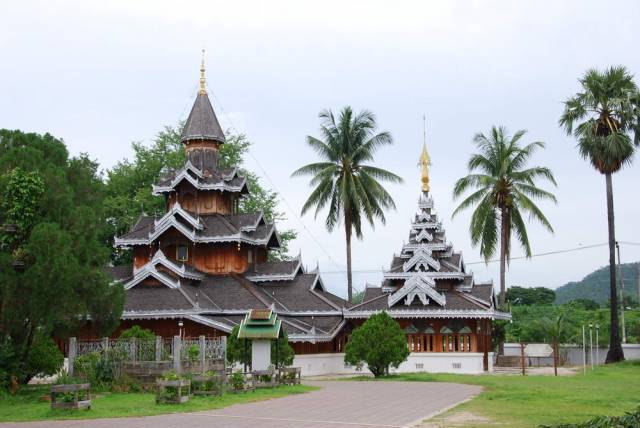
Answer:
229 371 245 392
187 344 199 362
344 311 409 377
119 325 155 340
540 406 640 428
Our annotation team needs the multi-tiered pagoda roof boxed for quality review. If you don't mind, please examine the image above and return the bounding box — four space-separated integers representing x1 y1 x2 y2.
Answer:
109 55 350 344
345 144 509 321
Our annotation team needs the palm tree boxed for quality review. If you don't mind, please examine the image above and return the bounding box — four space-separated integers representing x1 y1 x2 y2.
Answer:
559 66 640 363
452 126 557 307
292 107 403 302
537 312 572 376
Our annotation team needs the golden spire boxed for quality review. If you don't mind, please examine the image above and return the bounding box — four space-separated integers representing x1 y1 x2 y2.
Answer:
419 114 431 192
199 49 207 95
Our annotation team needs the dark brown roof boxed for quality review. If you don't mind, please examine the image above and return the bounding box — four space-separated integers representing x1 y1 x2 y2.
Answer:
107 265 134 282
246 260 301 278
125 285 193 311
348 286 494 312
180 92 225 144
257 274 339 311
116 212 277 247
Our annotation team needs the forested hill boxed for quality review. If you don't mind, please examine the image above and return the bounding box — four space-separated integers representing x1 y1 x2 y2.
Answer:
555 262 640 304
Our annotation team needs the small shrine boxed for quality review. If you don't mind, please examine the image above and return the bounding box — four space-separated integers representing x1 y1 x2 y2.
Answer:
238 309 282 370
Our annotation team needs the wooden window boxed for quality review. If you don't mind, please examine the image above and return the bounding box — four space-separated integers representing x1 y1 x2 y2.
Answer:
176 245 188 261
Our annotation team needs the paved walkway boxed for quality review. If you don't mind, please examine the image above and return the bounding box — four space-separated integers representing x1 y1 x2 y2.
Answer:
2 381 481 428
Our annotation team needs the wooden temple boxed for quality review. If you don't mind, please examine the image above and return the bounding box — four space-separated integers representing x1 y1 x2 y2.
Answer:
95 58 509 374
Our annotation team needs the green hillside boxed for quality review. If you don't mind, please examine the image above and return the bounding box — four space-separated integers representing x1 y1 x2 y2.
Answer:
555 262 640 305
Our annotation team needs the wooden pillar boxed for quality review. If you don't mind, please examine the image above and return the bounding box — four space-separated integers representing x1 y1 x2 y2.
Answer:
482 320 489 372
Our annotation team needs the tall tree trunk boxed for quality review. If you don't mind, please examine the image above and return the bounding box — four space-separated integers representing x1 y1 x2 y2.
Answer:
345 213 353 303
605 173 625 363
499 208 508 307
553 339 558 376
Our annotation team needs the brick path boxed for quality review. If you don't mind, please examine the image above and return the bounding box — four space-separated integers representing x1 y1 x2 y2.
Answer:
1 381 481 428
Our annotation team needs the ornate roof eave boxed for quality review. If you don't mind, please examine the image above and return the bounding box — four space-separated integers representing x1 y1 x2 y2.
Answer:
388 275 446 307
114 223 279 248
124 265 181 290
402 248 441 272
344 309 512 320
122 308 344 318
288 320 346 343
400 243 451 254
151 168 247 195
245 258 303 282
154 202 203 230
383 271 466 281
239 211 264 233
134 249 205 281
411 221 443 230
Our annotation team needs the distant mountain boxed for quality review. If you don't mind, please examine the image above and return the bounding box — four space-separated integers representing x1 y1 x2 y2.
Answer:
555 262 640 305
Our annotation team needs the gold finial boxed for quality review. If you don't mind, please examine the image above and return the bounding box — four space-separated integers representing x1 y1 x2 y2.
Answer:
419 115 431 192
199 49 207 95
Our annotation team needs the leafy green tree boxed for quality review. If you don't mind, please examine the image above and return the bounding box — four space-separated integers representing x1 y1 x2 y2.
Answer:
105 125 296 263
452 126 557 305
119 325 155 340
568 299 600 311
226 325 294 369
292 107 403 301
559 66 640 363
344 312 409 377
506 286 556 306
0 130 124 385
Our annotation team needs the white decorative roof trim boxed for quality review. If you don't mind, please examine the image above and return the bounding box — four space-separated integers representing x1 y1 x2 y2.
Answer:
115 223 279 247
418 194 434 208
124 265 181 290
135 250 205 281
154 202 203 230
413 229 433 243
401 243 450 253
186 315 234 333
288 320 346 343
403 248 441 272
345 309 512 320
388 275 446 307
152 167 246 194
384 271 466 281
411 221 442 230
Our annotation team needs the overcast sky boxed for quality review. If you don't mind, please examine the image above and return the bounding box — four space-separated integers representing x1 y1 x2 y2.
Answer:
2 0 639 298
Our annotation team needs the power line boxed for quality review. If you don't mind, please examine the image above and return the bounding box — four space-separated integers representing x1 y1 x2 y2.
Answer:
319 241 640 273
205 88 343 271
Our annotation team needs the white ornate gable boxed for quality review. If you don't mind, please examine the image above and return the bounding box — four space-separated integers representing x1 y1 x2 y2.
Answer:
403 247 441 272
388 275 446 307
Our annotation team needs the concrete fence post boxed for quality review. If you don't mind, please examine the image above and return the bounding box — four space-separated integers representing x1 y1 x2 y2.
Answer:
221 336 227 369
173 335 181 373
130 337 137 362
68 337 77 377
199 335 206 373
155 336 162 362
102 337 109 353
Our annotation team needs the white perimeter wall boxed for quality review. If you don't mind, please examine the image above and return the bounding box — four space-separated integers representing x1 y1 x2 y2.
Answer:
502 343 640 366
293 352 493 377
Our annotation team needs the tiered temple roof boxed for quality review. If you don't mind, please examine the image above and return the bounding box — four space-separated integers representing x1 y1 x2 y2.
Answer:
345 143 509 321
110 54 350 343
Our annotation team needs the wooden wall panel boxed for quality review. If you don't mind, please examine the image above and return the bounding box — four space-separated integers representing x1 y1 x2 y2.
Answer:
167 185 234 215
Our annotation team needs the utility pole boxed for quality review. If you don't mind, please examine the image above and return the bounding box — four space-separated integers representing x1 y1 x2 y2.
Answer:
616 242 627 343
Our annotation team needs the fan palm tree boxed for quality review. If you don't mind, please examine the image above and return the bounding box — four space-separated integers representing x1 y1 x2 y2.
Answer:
559 66 640 363
452 126 557 307
292 107 403 302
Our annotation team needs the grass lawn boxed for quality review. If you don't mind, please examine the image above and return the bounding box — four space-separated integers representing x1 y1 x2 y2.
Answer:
0 384 318 422
364 361 639 427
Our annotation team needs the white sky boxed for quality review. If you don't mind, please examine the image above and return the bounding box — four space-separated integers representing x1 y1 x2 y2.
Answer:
2 0 640 298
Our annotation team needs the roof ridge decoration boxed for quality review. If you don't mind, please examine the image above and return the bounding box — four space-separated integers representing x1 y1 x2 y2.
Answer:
180 51 226 144
154 202 203 230
152 166 247 195
124 264 182 290
413 229 433 243
146 249 205 280
403 247 441 272
388 275 446 307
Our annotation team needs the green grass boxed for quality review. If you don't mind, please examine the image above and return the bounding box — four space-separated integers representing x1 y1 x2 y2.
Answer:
0 384 318 422
356 361 639 427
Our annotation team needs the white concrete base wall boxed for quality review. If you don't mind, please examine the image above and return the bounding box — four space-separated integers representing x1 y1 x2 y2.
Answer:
503 343 640 366
293 352 493 377
252 340 271 371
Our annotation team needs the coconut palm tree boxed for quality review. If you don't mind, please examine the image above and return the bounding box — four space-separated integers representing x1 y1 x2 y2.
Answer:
292 107 402 302
559 66 640 363
452 126 557 307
